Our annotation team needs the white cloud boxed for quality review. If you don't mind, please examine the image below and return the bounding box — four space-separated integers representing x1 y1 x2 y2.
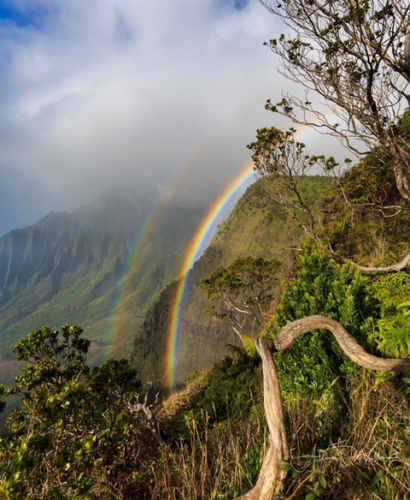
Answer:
0 0 338 235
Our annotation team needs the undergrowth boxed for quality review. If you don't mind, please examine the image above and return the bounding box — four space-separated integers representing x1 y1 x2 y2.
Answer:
143 356 410 500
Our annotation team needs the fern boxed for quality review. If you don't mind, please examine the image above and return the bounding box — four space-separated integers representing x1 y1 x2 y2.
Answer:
241 335 258 359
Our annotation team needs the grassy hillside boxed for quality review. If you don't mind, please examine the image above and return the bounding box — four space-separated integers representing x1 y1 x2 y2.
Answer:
131 176 332 387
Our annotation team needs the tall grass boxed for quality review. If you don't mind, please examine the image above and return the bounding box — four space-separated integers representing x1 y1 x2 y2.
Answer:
280 373 410 499
149 409 267 500
144 371 409 500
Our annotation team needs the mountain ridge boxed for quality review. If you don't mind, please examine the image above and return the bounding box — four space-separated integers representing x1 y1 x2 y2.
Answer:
131 176 332 387
0 190 205 387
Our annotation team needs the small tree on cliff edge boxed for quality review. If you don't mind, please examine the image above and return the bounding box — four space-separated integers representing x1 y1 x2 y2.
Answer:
199 256 281 345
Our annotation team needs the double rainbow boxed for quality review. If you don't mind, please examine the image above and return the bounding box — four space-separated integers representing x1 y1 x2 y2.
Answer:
162 120 330 389
106 132 219 355
107 119 328 388
164 162 255 389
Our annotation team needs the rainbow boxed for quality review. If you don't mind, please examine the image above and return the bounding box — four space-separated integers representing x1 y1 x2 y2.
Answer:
165 162 255 389
105 131 221 356
162 119 338 389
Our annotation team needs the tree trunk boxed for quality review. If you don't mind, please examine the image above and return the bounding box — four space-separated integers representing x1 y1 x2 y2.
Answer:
236 338 288 500
234 316 410 500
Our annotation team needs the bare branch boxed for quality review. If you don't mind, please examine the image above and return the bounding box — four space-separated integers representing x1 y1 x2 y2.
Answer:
235 338 288 500
329 246 410 273
259 0 410 202
121 390 164 443
235 315 410 499
270 315 410 372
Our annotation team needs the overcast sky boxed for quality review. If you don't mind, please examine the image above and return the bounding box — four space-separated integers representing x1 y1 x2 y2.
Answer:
0 0 332 237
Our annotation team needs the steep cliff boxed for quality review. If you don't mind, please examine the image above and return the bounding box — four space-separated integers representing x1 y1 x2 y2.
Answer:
131 176 331 387
0 191 204 386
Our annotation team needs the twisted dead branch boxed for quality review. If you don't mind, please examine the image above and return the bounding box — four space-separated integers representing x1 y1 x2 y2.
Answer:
235 315 410 500
329 247 410 274
236 338 288 500
120 389 164 443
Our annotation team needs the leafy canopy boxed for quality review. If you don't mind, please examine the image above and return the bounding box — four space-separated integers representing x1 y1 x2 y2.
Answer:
199 256 281 341
0 325 156 500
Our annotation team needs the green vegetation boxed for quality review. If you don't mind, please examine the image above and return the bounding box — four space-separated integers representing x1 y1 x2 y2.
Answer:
265 244 377 394
0 193 204 389
199 256 281 341
1 316 409 498
2 1 410 497
188 112 410 497
132 176 332 387
2 149 410 499
0 325 155 499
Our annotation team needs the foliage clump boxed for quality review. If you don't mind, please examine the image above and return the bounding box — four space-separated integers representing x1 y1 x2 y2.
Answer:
199 256 281 343
0 325 156 500
324 152 410 263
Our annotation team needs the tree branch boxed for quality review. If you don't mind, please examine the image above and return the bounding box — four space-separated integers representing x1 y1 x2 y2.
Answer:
235 315 410 499
328 246 410 274
236 338 288 500
270 315 410 372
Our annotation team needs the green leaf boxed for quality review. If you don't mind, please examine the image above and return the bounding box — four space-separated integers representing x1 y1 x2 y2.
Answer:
371 470 383 488
241 335 257 358
279 460 292 471
319 475 327 488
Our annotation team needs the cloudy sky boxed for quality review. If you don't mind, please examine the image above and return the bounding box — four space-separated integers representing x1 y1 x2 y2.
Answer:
0 0 324 237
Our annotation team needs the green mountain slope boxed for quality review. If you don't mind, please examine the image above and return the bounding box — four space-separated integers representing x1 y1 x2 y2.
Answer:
0 191 204 387
131 176 331 387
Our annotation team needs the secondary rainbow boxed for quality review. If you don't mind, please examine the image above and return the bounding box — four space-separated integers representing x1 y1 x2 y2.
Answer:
165 162 255 389
105 130 221 357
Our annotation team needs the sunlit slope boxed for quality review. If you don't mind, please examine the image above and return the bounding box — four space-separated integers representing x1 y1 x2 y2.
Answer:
132 176 331 386
0 192 203 386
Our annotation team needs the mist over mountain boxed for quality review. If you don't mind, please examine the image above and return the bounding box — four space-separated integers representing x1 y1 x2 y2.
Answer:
1 191 148 288
0 189 205 388
0 0 286 239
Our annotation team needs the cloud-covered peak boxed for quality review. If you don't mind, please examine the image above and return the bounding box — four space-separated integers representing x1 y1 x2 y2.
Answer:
0 0 288 237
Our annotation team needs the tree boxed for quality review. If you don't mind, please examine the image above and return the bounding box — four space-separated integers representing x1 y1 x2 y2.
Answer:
259 0 410 203
198 250 410 499
233 3 410 495
247 126 340 245
248 121 410 272
199 256 282 341
0 325 157 500
234 317 410 500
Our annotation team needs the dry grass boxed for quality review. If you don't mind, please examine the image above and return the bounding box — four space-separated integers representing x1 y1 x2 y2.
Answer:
280 373 410 499
149 409 267 500
158 370 209 421
145 371 409 500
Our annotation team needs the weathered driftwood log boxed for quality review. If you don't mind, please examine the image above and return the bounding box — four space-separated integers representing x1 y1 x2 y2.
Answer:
235 315 410 500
